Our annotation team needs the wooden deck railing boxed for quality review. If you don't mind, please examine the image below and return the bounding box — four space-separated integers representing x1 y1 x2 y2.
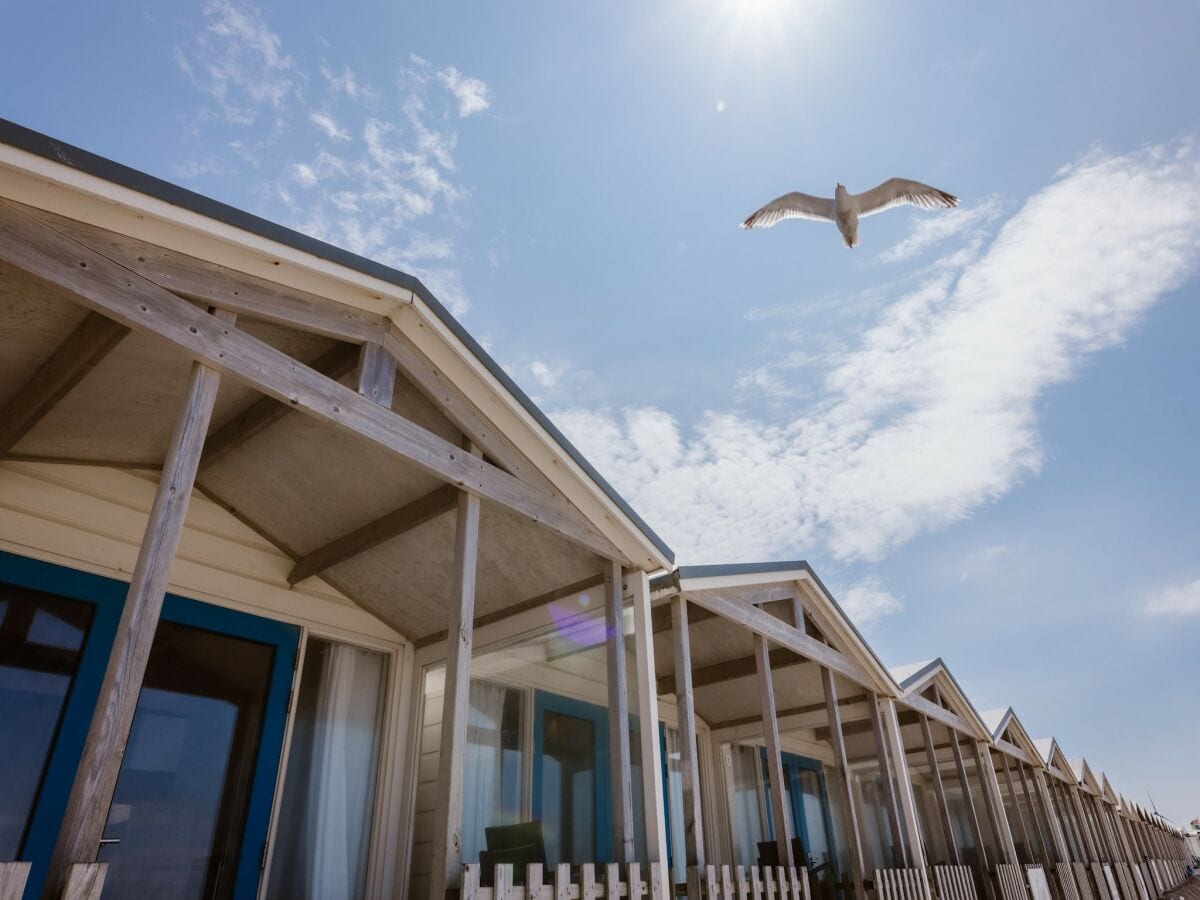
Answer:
461 863 665 900
874 866 932 900
684 864 810 900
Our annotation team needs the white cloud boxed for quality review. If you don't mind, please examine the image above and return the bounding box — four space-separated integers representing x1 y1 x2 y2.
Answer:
878 196 1004 264
554 142 1200 563
959 544 1010 582
1140 577 1200 617
437 65 491 118
309 110 350 142
838 577 903 627
174 0 295 125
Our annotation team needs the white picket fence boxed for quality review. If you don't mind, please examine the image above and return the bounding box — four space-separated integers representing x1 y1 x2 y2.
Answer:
461 862 665 900
684 864 811 900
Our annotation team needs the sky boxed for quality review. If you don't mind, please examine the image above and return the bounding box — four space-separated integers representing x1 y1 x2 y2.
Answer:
2 0 1198 824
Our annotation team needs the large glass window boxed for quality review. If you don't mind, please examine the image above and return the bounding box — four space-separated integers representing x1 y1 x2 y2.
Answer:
727 743 767 866
462 680 525 865
0 586 93 858
663 726 688 882
540 708 599 865
266 638 387 900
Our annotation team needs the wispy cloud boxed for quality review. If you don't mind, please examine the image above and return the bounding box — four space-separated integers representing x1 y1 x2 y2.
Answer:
554 142 1200 564
1140 577 1200 617
437 65 492 118
878 196 1005 264
172 2 493 317
959 544 1010 582
839 576 903 628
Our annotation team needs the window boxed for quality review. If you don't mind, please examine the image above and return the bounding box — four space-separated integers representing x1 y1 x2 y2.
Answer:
266 638 388 900
727 743 767 866
462 680 525 865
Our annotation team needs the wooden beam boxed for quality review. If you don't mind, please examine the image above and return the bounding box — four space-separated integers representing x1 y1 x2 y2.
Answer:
1017 762 1055 867
651 601 718 632
199 341 359 470
975 742 1018 865
671 596 706 866
823 666 865 900
0 201 628 563
44 310 232 897
629 569 669 900
413 571 607 650
357 341 396 407
946 718 991 895
28 203 387 343
868 693 908 867
288 483 459 585
683 588 873 688
902 691 972 739
656 646 813 695
1000 753 1034 863
0 311 128 452
920 713 960 864
880 696 927 868
429 457 481 900
709 693 870 732
606 561 635 865
756 634 794 866
0 862 31 900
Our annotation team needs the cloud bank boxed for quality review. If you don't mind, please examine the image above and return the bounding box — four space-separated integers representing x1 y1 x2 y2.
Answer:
555 142 1200 566
1141 577 1200 617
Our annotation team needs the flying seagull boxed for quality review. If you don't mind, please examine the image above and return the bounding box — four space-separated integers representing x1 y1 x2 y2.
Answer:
741 178 958 248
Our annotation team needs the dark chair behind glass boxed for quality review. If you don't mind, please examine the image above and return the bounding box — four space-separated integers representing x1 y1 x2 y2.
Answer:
480 822 547 886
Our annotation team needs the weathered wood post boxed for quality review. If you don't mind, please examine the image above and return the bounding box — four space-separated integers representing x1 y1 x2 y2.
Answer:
946 728 992 899
429 446 483 900
629 569 669 900
672 595 706 867
606 561 635 864
880 697 927 869
975 743 1018 865
868 694 908 867
822 667 865 900
920 713 960 865
44 309 235 898
999 755 1034 863
756 635 795 866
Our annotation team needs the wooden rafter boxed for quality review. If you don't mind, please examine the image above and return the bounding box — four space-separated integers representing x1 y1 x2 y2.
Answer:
199 341 359 470
356 341 396 407
288 483 460 585
26 204 387 343
656 645 812 695
0 201 628 563
0 311 129 452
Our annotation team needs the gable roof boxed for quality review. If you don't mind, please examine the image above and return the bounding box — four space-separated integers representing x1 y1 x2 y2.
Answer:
979 706 1042 765
888 657 992 741
0 117 674 569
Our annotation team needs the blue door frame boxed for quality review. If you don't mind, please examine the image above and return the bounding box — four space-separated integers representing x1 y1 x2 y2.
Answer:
0 551 298 900
761 748 840 875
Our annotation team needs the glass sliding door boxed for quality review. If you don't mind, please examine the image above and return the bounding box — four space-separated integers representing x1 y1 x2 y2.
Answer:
266 637 389 900
459 680 524 868
0 552 297 900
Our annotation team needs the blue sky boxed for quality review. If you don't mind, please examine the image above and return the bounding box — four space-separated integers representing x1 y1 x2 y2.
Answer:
3 1 1199 823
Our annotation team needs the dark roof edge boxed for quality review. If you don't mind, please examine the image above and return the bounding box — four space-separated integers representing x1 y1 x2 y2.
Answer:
673 560 813 581
0 117 673 564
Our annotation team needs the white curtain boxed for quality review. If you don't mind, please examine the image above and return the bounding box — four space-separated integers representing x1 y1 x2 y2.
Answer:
462 681 511 865
664 726 687 882
729 744 766 866
267 639 386 900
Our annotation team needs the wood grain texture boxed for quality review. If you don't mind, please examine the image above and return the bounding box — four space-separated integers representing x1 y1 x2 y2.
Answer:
60 863 106 900
822 666 864 900
27 204 387 342
671 595 706 866
428 469 481 900
867 694 907 867
605 560 635 864
43 314 230 898
0 201 627 562
757 636 794 866
357 341 396 407
0 311 128 451
287 482 459 585
0 863 30 900
880 697 927 869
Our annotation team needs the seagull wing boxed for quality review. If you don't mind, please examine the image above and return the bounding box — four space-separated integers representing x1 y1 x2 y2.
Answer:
741 191 834 229
854 178 958 217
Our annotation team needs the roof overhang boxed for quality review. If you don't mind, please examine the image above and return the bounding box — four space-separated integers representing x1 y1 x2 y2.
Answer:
0 118 674 572
889 657 992 742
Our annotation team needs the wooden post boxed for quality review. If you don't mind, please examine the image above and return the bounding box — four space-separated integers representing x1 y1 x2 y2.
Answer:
1021 765 1056 866
1000 756 1034 864
947 729 990 894
975 743 1018 865
607 561 635 864
920 713 960 864
756 635 795 866
429 448 482 900
822 667 865 900
0 863 31 900
629 569 670 900
880 697 926 868
868 694 907 866
356 340 397 407
43 309 233 897
671 595 706 866
1066 786 1100 861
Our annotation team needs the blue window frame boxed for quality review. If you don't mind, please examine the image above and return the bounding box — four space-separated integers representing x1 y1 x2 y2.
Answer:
0 551 298 900
761 748 840 877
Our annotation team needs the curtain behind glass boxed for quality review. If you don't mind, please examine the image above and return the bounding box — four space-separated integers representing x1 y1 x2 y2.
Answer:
663 726 686 882
463 681 523 864
728 744 765 866
266 638 386 900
